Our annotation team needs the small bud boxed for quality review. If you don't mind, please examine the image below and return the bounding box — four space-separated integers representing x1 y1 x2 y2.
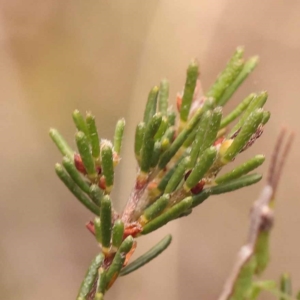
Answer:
190 179 205 195
98 176 106 190
123 223 142 239
176 94 182 112
74 153 87 174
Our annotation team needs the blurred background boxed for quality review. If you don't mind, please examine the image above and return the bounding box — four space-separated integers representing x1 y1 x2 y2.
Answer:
0 1 299 299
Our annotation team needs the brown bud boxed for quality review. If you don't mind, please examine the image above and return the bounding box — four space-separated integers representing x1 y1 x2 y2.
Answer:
191 179 205 195
214 136 225 146
85 221 95 236
98 175 106 190
184 169 192 181
74 153 86 174
176 94 182 112
123 222 142 238
147 181 158 191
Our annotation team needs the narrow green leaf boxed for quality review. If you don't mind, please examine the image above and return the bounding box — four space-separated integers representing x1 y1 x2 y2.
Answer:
120 235 172 276
184 147 217 191
198 107 222 154
248 281 277 300
182 127 197 148
218 56 259 106
86 113 101 160
210 173 262 195
140 113 162 173
114 118 125 155
150 141 162 168
134 122 146 164
55 164 99 215
161 127 175 151
183 97 216 148
96 267 107 296
230 46 245 61
141 194 170 223
89 184 103 207
158 79 169 114
222 109 264 163
100 195 112 250
62 156 90 194
157 153 187 193
220 93 255 129
142 197 192 235
154 116 168 141
254 231 270 275
207 48 244 104
177 208 193 218
230 256 257 300
94 217 102 243
73 110 90 139
229 91 267 136
105 236 133 287
167 110 176 126
252 281 294 300
76 253 104 300
180 60 199 123
112 220 124 248
215 155 265 184
49 128 74 158
101 141 114 193
159 106 206 169
144 86 159 125
75 131 97 179
262 111 271 125
189 110 211 166
191 189 211 208
165 157 190 193
280 273 292 300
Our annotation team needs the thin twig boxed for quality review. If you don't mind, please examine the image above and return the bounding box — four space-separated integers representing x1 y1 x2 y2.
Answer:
218 129 294 300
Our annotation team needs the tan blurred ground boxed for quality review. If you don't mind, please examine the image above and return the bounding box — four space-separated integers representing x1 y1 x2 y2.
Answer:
0 1 299 299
